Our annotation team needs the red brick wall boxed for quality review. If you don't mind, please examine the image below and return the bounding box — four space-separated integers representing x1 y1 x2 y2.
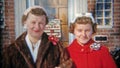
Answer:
88 0 120 50
1 0 15 48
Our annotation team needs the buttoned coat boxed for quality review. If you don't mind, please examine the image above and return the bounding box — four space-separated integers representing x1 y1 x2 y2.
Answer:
67 39 117 68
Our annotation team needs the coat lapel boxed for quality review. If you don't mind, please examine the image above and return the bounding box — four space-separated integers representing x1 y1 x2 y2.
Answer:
15 32 35 68
36 33 51 68
15 32 51 68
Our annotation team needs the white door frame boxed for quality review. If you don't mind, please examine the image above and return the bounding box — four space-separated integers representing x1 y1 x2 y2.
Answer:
68 0 88 44
14 0 34 38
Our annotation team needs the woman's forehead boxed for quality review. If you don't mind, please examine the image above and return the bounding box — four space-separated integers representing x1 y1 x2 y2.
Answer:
75 23 92 29
28 13 46 18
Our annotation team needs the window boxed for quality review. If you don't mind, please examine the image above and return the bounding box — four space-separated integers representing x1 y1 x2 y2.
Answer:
0 0 4 28
95 0 113 28
26 0 34 8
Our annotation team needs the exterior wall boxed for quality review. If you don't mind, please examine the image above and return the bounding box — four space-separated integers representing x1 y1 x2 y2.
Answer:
1 0 15 48
88 0 120 50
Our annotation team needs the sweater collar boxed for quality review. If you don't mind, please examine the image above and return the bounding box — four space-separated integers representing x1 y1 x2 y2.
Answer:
72 39 95 53
74 39 94 47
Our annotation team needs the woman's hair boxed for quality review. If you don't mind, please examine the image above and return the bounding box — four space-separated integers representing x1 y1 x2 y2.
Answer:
69 16 97 34
22 7 48 25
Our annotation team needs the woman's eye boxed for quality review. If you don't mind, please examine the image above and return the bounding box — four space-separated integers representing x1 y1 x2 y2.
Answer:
31 22 36 24
39 23 43 24
78 29 82 32
39 22 45 25
86 30 90 32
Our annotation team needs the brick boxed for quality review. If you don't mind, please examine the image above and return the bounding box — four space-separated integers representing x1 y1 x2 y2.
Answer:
1 0 15 46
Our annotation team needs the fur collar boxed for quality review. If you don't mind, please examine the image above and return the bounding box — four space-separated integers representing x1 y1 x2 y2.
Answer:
14 32 51 68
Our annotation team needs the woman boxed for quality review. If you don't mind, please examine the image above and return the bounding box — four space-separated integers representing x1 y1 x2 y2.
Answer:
67 13 117 68
2 6 73 68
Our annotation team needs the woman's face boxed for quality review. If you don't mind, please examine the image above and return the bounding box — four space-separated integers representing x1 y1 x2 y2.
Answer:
24 13 46 39
74 23 93 45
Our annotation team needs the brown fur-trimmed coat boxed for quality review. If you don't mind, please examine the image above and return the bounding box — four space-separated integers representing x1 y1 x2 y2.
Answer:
2 32 73 68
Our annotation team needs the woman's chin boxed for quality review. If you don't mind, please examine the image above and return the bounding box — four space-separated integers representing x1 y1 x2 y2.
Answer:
79 40 89 45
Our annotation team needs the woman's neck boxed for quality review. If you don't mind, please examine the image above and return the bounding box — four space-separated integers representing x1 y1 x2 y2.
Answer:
28 34 40 44
77 40 85 46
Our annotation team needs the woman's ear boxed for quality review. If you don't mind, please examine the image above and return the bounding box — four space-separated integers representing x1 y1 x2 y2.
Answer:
23 24 27 29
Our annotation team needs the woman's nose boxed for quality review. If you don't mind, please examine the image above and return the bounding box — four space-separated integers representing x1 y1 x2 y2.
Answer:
82 31 86 37
34 23 40 29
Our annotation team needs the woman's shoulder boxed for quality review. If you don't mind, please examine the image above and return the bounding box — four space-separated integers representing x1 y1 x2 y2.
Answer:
3 42 17 52
66 43 74 50
100 44 109 51
98 44 111 55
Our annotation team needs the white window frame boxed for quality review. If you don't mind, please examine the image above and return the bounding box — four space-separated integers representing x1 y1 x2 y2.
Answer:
95 0 113 28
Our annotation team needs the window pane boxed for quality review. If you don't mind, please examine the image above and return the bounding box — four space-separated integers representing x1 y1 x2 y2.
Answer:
45 7 56 19
105 11 111 17
0 18 3 25
97 0 103 2
105 19 111 25
96 3 103 10
97 19 103 25
105 3 111 9
105 0 111 2
96 11 103 17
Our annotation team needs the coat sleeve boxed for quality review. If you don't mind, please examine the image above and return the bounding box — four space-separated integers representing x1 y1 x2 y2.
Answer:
101 46 117 68
2 47 12 68
56 42 74 68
